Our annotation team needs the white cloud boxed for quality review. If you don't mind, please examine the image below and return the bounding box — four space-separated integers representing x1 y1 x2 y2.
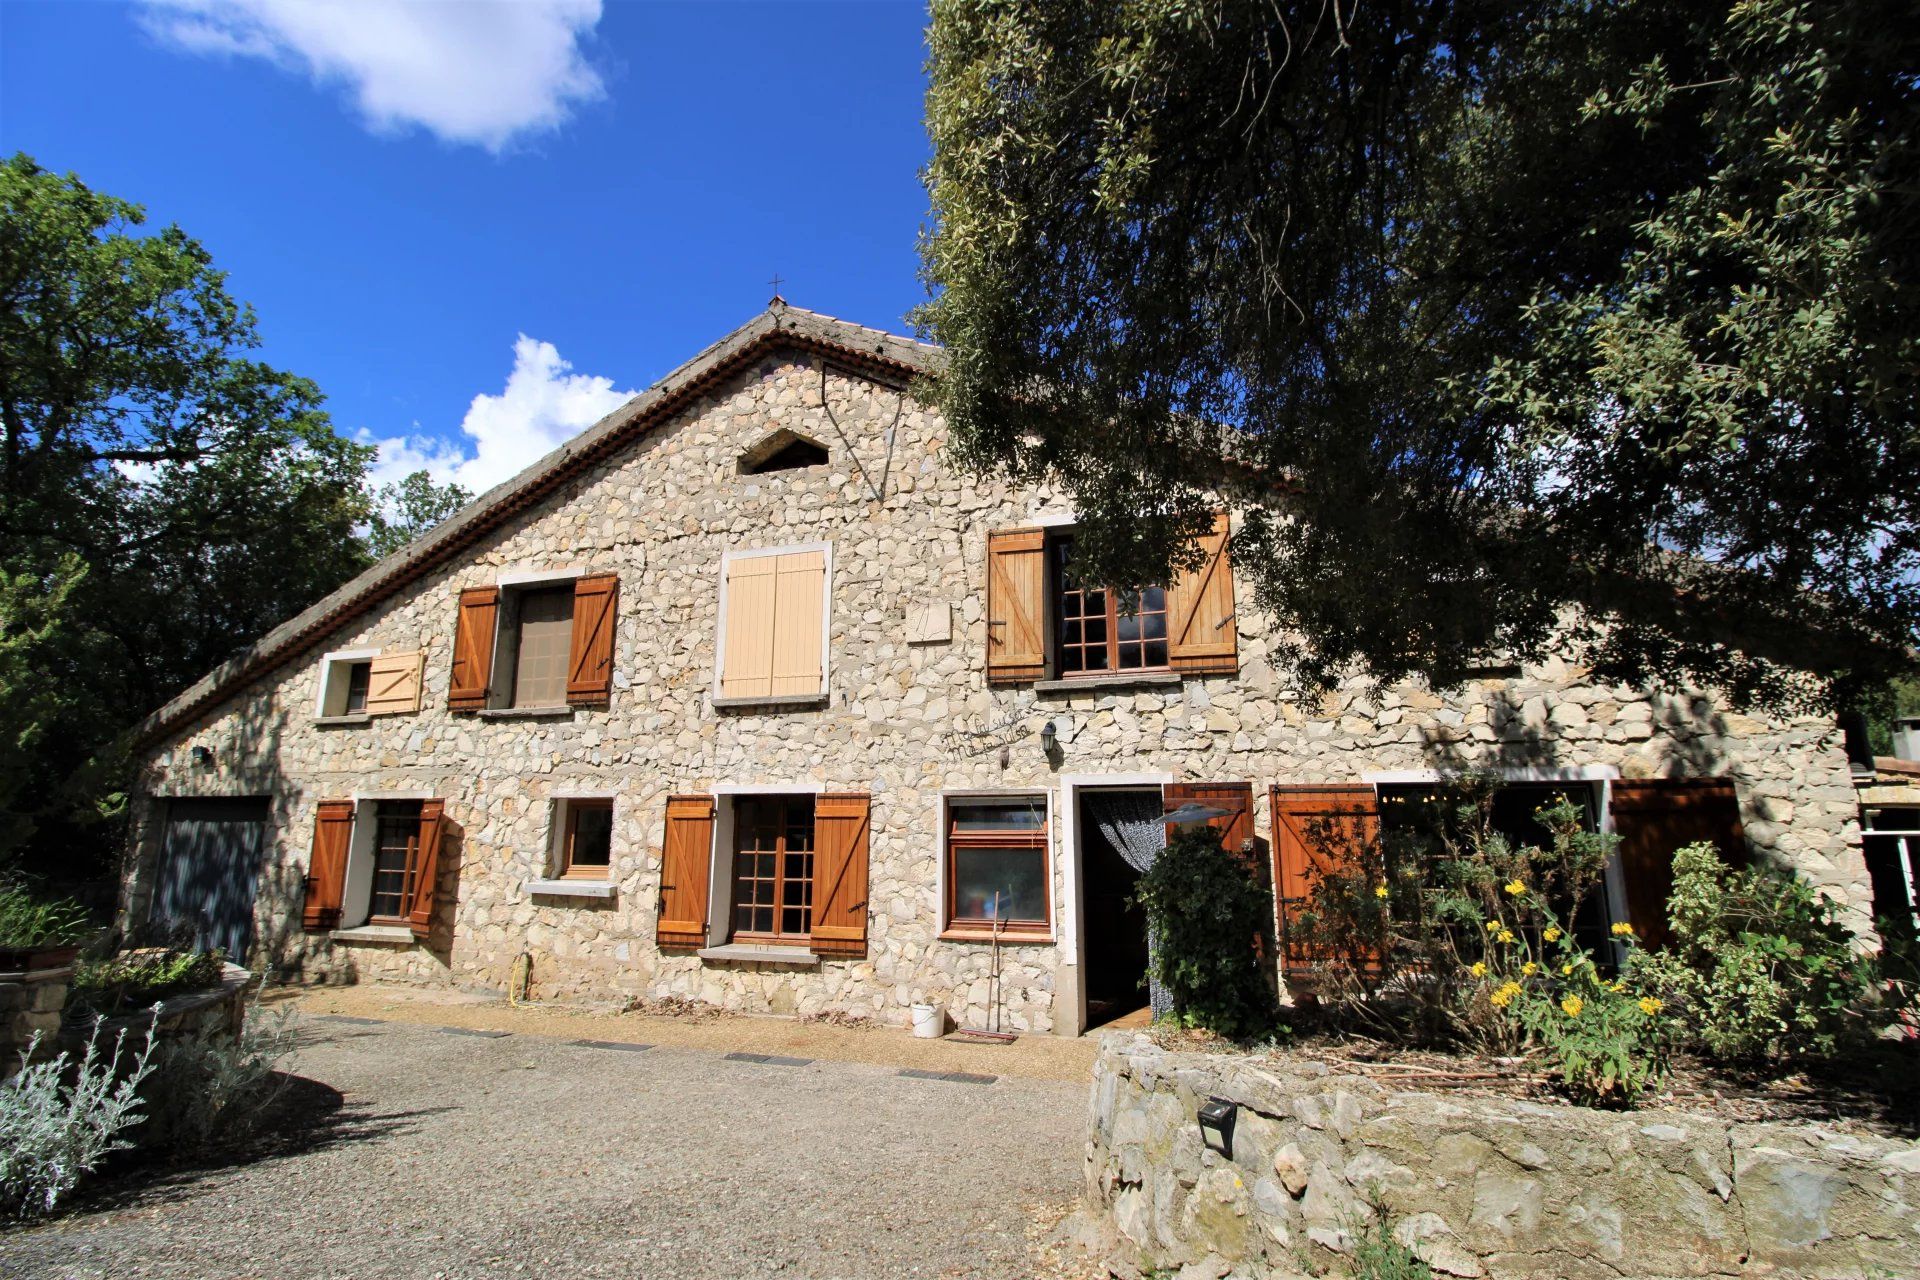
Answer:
138 0 607 150
365 335 637 496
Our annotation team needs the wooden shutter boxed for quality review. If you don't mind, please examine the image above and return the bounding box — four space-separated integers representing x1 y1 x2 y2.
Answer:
302 801 354 932
448 587 499 710
1167 511 1237 675
406 799 448 940
364 651 424 715
656 794 715 950
811 792 871 958
1164 781 1258 875
770 552 826 696
1270 785 1381 975
566 573 619 705
986 528 1046 684
1609 778 1747 949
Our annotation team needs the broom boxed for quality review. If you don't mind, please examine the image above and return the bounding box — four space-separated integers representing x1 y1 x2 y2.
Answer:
952 890 1019 1043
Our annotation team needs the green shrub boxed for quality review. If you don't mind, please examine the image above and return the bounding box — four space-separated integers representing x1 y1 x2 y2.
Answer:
135 1006 297 1154
0 880 93 951
1134 827 1279 1039
1344 1210 1434 1280
1509 936 1668 1107
1629 842 1875 1061
68 949 225 1018
0 1017 156 1217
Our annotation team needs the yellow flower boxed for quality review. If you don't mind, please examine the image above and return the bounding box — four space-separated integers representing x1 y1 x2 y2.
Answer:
1560 963 1574 976
1496 929 1516 945
1543 926 1562 943
1610 980 1626 994
1561 995 1584 1017
1504 879 1527 897
1374 884 1390 900
1486 920 1501 933
1521 962 1537 977
1470 961 1488 979
1610 922 1635 938
1489 981 1523 1009
1638 997 1663 1016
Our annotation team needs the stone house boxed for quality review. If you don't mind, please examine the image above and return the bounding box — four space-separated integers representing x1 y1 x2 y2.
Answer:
120 304 1874 1036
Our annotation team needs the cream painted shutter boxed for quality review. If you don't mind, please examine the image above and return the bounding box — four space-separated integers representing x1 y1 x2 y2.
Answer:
720 551 825 699
364 651 424 715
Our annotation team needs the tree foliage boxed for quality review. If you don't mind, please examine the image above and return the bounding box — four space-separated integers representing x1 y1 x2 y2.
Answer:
0 154 375 875
921 0 1920 709
366 469 472 560
1133 827 1279 1039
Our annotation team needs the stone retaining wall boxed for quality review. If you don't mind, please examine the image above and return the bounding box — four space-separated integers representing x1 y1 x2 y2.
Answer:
58 964 253 1056
0 951 75 1076
1084 1033 1920 1280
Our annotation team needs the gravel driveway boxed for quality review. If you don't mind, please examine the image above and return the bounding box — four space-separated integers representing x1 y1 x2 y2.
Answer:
4 1016 1089 1280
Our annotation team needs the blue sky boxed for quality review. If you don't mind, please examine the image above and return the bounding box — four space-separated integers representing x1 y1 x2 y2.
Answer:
2 0 934 493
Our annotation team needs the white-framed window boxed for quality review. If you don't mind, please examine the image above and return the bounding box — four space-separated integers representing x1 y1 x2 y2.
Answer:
938 791 1054 939
316 649 379 718
491 569 582 710
337 793 438 928
549 796 616 881
712 543 832 703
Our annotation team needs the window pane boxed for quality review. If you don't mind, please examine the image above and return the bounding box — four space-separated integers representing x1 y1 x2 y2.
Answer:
344 662 371 714
567 804 612 870
512 587 574 708
370 801 422 921
952 800 1045 832
952 848 1047 923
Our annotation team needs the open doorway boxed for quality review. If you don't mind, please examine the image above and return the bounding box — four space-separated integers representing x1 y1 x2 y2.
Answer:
1078 788 1160 1031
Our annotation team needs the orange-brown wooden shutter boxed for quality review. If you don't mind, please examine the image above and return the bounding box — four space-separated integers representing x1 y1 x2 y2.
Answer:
1270 784 1381 976
364 651 424 715
1167 511 1237 675
811 792 871 957
1609 778 1747 949
566 573 618 706
406 799 448 940
302 801 354 932
656 794 715 950
1164 781 1257 874
448 587 499 710
986 528 1046 684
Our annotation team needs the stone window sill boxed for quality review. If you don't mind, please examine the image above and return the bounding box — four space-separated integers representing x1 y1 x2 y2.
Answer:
526 878 614 900
329 924 415 946
476 706 577 721
698 943 821 967
1032 672 1184 695
711 693 829 711
313 714 373 727
939 928 1055 945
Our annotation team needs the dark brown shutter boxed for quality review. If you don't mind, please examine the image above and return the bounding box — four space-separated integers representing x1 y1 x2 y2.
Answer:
1167 511 1237 675
448 587 499 710
302 801 354 932
1270 784 1381 977
656 795 715 950
1609 778 1747 949
985 528 1046 684
811 792 871 957
406 799 448 940
566 573 618 705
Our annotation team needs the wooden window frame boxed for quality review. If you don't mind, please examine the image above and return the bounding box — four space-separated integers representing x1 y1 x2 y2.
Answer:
559 798 615 880
941 794 1053 941
366 800 424 926
342 661 371 715
1049 533 1171 679
727 794 817 946
497 583 576 710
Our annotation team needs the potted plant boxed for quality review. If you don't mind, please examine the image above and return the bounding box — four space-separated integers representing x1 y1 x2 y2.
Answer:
0 880 94 974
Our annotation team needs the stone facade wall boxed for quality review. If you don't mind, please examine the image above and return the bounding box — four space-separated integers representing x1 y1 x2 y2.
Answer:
1085 1033 1920 1280
0 952 74 1077
122 344 1870 1034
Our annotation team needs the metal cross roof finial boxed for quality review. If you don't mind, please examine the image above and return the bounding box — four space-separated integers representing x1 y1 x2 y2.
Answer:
768 273 786 307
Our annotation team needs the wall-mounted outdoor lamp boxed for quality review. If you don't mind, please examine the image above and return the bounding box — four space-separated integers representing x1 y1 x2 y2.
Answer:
190 744 214 769
1039 718 1059 755
1198 1096 1237 1155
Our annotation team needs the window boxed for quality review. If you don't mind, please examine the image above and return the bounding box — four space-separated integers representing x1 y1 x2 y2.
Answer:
498 585 574 708
944 795 1050 935
367 800 424 924
342 661 371 713
715 545 830 701
1052 535 1169 676
317 652 376 717
316 649 425 719
738 428 828 475
560 800 614 879
729 795 815 943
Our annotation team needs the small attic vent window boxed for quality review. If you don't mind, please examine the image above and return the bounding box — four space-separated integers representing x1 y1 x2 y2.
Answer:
739 429 828 475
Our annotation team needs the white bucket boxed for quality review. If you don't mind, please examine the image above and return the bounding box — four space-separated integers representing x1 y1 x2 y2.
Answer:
910 1002 943 1038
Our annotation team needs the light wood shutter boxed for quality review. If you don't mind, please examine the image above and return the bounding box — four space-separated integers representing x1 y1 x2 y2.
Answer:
1270 784 1381 976
448 587 499 710
1167 511 1237 675
811 792 871 957
566 573 619 706
656 794 716 950
302 801 354 932
364 651 424 715
985 528 1046 684
719 552 826 699
406 799 448 940
1609 778 1747 949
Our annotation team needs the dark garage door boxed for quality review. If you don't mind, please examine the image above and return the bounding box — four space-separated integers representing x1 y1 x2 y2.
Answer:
151 797 271 960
